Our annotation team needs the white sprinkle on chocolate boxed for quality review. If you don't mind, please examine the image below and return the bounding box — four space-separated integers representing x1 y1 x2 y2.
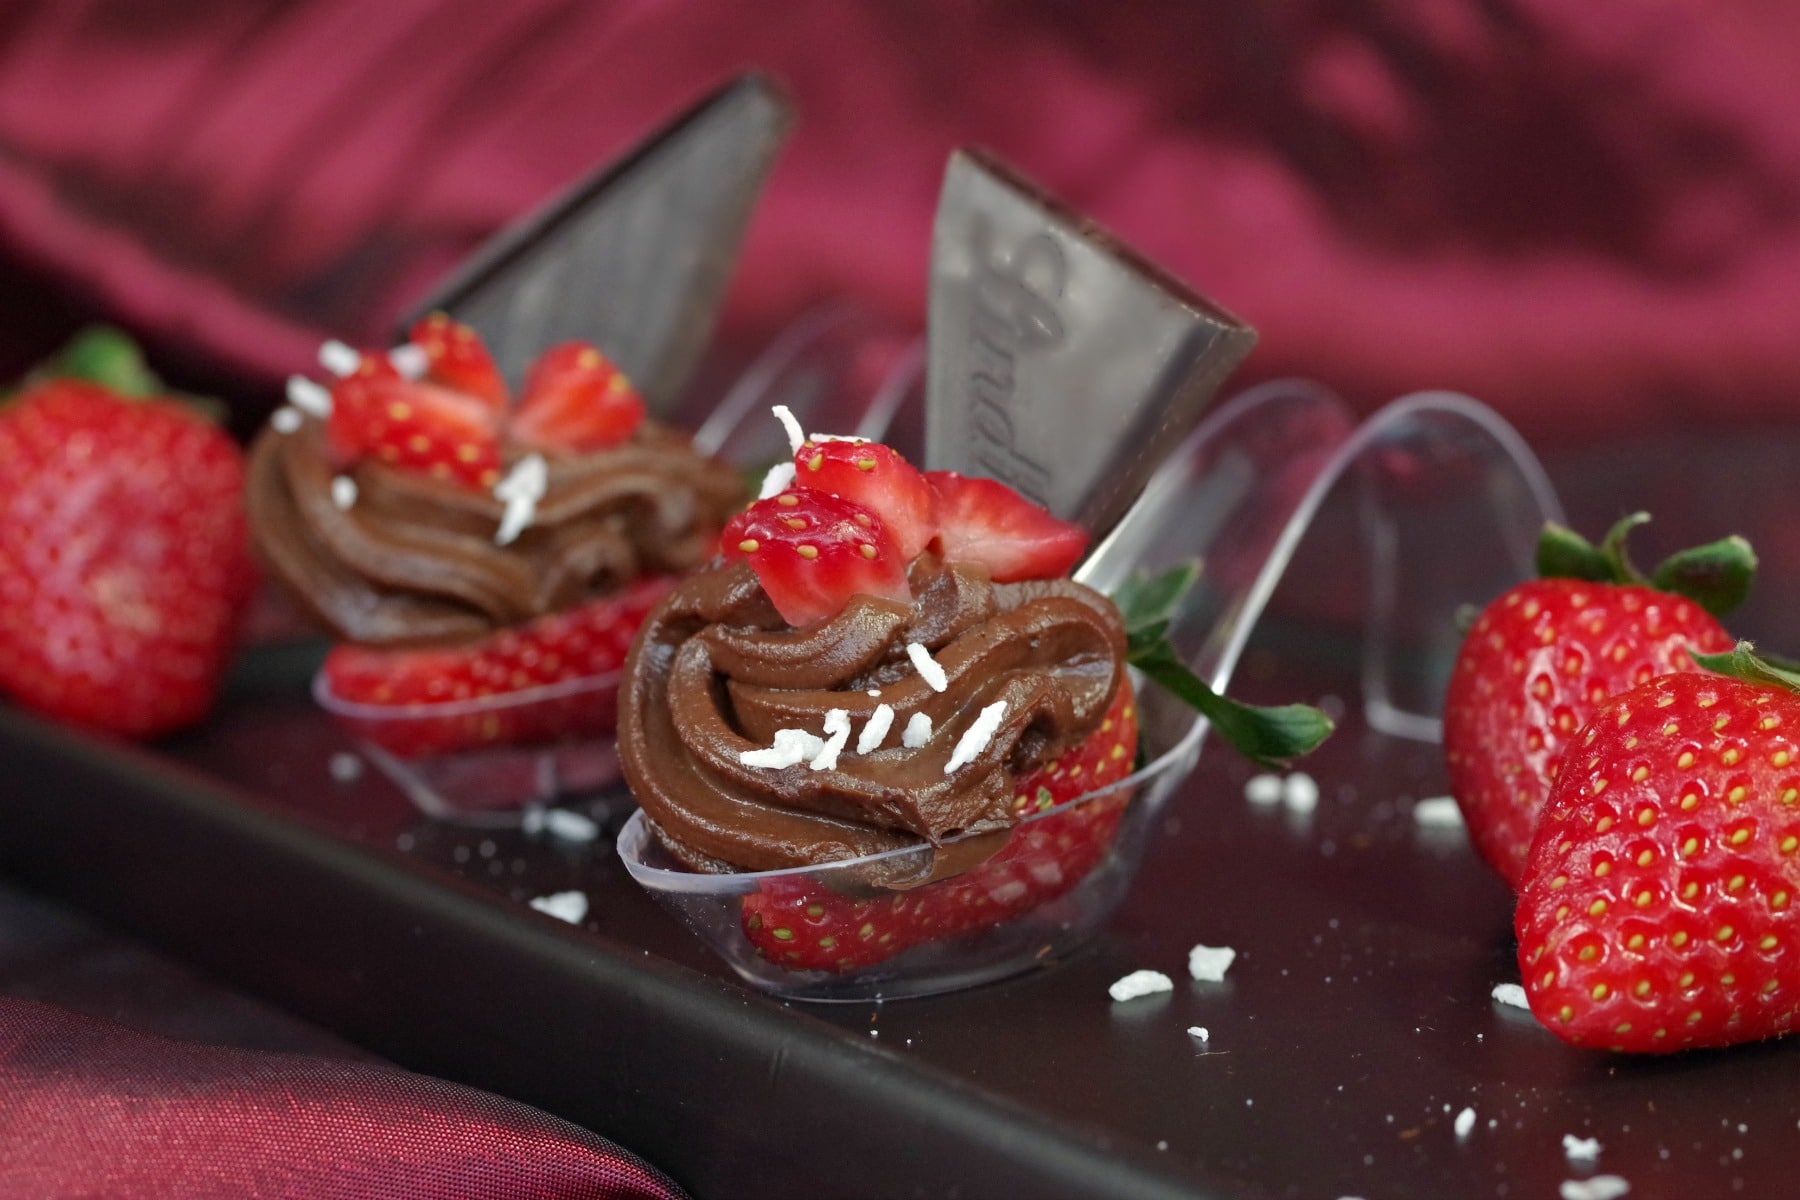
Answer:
741 728 827 769
270 406 303 434
1491 982 1529 1009
771 405 806 455
493 453 548 546
285 375 333 418
906 642 948 692
857 704 896 754
1414 795 1464 827
1563 1134 1602 1161
318 339 362 378
1559 1176 1629 1200
330 475 358 510
945 700 1007 774
1188 944 1237 982
529 890 588 924
810 709 852 771
902 712 933 749
388 342 429 380
758 461 797 499
1109 969 1173 1003
1454 1106 1476 1139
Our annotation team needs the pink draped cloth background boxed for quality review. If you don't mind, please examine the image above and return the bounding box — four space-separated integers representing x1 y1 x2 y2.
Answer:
0 0 1797 444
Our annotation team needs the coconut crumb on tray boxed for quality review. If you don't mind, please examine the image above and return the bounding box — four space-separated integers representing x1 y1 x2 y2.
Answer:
1109 969 1174 1002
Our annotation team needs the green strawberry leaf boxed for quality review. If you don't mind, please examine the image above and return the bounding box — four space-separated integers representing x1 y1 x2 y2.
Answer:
1691 642 1800 697
1114 561 1333 768
1537 514 1650 585
1650 535 1756 618
44 325 162 397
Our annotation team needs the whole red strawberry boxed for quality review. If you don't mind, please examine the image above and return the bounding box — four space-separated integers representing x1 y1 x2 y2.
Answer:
1516 648 1800 1053
0 357 254 738
1444 515 1748 887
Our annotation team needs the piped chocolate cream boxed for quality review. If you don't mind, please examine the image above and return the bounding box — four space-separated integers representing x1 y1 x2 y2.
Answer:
247 418 742 646
618 554 1127 876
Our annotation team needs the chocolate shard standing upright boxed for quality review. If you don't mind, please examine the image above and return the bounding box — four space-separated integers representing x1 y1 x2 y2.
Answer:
925 148 1257 542
402 74 793 416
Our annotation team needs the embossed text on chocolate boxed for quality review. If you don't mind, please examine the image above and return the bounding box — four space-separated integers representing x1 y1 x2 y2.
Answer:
965 215 1066 506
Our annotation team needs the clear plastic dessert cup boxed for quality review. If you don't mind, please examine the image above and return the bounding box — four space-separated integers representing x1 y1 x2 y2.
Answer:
618 381 1563 1001
319 305 925 825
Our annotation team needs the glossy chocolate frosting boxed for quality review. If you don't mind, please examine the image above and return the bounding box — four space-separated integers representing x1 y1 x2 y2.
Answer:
246 418 743 646
617 555 1126 875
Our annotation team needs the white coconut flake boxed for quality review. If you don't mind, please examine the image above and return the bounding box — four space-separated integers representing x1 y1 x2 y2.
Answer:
1283 772 1320 813
1187 1025 1210 1042
902 712 933 749
907 642 948 692
1109 969 1174 1003
330 476 358 510
1454 1106 1477 1139
1563 1134 1602 1161
1491 982 1529 1009
529 890 588 924
493 453 549 547
810 709 852 771
758 460 798 499
285 375 333 418
1188 943 1237 982
1244 773 1283 806
318 339 362 378
388 342 430 380
1560 1176 1629 1200
538 809 599 842
867 689 881 698
857 704 896 754
945 701 1007 774
741 728 828 769
1414 795 1464 827
270 406 303 434
771 404 806 454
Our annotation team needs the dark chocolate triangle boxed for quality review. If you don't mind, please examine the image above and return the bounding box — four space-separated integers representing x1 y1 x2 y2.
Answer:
924 148 1256 538
402 74 793 415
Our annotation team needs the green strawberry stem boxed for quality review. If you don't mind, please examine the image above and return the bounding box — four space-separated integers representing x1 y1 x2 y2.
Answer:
1114 561 1333 769
46 326 162 397
1691 642 1800 696
1536 513 1755 619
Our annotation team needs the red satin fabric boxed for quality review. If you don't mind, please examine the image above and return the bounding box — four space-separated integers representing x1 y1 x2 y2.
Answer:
0 998 687 1200
0 1 1797 443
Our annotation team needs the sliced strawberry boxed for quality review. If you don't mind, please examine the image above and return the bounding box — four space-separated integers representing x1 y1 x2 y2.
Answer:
741 679 1138 972
924 470 1088 582
720 489 910 627
511 342 646 453
326 374 502 491
408 312 508 412
322 576 672 757
792 439 936 560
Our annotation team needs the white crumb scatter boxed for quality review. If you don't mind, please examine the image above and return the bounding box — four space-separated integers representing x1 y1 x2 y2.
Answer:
1454 1106 1477 1139
758 461 797 499
285 374 333 417
810 709 852 770
906 642 949 692
1244 773 1284 805
492 453 549 547
331 475 358 510
1282 772 1320 813
541 809 599 842
902 712 933 749
388 342 429 380
945 701 1007 774
1413 796 1464 827
857 704 896 754
1491 982 1529 1009
529 891 588 924
1187 1026 1209 1042
1560 1176 1629 1200
270 406 303 434
1188 944 1237 983
1109 969 1173 1003
741 728 828 769
327 752 363 783
318 339 362 377
1563 1134 1602 1161
771 404 806 454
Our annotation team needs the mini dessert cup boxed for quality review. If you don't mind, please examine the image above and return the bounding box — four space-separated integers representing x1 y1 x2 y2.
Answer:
619 381 1562 1000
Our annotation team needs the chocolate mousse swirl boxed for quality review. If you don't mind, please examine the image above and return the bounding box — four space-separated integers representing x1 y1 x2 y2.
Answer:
246 419 743 646
618 555 1127 875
